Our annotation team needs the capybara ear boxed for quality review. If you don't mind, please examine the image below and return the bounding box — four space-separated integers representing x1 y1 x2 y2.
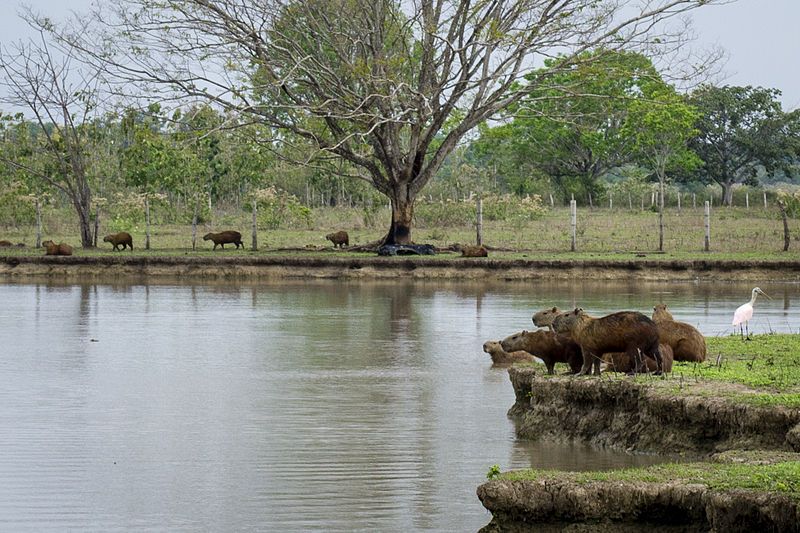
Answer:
522 330 528 334
551 306 557 312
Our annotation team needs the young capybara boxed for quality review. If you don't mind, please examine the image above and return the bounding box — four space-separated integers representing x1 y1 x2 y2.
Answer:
552 308 662 376
482 340 536 367
103 232 134 251
0 240 11 247
203 230 243 250
532 306 564 331
652 304 707 362
602 344 674 374
500 329 583 374
325 230 349 248
41 240 73 256
461 245 488 257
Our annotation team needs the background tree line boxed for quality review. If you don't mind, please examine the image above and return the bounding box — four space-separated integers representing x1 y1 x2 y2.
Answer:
0 1 798 248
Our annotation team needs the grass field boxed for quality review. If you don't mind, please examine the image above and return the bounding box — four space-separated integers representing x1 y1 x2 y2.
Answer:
1 204 798 260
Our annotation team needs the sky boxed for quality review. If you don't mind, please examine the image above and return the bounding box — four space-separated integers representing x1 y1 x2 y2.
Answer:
1 0 798 110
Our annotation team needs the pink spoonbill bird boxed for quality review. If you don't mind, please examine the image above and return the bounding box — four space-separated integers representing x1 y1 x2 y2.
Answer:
732 287 770 339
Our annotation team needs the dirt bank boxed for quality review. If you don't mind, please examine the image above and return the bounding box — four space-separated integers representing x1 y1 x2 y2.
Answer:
2 254 800 281
477 468 800 532
507 368 800 456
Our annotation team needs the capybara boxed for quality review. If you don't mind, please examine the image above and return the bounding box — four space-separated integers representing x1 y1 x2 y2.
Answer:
500 329 583 374
552 308 662 376
41 240 73 256
652 304 707 362
461 245 488 257
103 232 133 251
203 230 243 250
0 240 11 247
482 340 536 366
325 230 349 248
602 344 674 374
532 306 564 331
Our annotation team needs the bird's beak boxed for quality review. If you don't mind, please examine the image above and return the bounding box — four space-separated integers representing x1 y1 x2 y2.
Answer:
759 289 772 300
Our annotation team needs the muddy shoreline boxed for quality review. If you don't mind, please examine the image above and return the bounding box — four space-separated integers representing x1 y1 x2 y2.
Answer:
477 369 800 531
2 254 800 281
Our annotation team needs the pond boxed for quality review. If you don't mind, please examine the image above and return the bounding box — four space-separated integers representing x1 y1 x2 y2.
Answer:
0 279 797 531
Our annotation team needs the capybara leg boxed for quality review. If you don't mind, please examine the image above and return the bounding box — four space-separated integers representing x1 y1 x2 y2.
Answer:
578 349 593 375
592 356 602 376
545 361 555 375
652 345 663 374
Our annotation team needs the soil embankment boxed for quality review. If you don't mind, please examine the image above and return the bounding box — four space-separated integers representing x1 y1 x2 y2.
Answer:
477 368 800 531
3 254 800 281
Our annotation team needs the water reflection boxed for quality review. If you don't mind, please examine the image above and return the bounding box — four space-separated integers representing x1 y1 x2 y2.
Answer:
0 279 798 531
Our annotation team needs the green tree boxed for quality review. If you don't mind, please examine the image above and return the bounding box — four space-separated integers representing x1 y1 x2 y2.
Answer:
474 49 675 203
624 88 699 251
57 0 725 244
689 85 800 206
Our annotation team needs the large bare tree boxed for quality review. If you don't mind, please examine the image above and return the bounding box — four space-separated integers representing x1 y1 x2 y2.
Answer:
53 0 728 244
0 26 105 248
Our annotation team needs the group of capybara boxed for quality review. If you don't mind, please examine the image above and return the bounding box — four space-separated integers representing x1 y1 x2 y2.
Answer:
483 304 706 376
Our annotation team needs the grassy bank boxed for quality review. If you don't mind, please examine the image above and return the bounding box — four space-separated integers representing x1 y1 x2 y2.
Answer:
1 205 797 260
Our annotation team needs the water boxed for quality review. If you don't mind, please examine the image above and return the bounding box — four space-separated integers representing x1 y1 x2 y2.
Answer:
0 279 798 531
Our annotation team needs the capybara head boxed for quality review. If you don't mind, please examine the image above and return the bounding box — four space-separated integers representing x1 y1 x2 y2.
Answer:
103 235 113 243
551 308 586 334
0 240 11 247
533 306 562 327
500 330 531 353
652 304 675 323
483 340 502 354
202 233 213 241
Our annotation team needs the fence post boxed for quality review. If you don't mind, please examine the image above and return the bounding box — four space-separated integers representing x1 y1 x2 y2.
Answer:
251 200 258 251
145 195 151 250
692 193 696 210
628 193 632 210
476 195 483 246
704 201 711 251
570 199 577 252
549 193 554 207
746 192 749 209
677 193 681 212
764 192 768 209
609 194 613 210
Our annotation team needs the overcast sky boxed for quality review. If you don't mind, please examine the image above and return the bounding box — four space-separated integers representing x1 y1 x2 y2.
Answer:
1 0 798 110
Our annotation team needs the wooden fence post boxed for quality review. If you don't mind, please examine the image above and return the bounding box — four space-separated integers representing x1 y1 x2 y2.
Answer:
251 200 258 251
570 199 577 252
609 194 613 210
704 201 711 252
746 192 750 209
677 193 681 212
145 195 151 250
549 193 554 207
692 193 696 210
764 192 768 209
476 195 483 246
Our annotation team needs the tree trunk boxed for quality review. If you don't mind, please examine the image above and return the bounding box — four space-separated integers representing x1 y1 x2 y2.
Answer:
721 181 734 206
77 203 94 248
778 200 790 251
93 207 100 247
658 178 665 252
384 194 415 245
191 198 199 251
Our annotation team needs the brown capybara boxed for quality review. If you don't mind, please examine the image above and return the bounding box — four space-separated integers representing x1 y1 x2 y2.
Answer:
461 245 488 257
203 230 243 250
482 340 536 367
602 344 674 374
325 230 349 248
552 308 662 376
42 240 73 256
500 329 583 375
652 304 707 362
103 232 133 251
0 240 11 247
532 306 564 331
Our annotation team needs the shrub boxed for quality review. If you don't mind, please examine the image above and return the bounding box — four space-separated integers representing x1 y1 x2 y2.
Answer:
247 186 313 229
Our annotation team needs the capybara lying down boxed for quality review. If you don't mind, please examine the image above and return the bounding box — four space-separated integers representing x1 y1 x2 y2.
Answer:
0 240 11 247
42 240 73 256
103 232 133 251
602 344 674 374
552 308 662 376
461 245 488 257
500 329 583 374
532 306 563 330
652 304 706 362
482 340 536 366
326 230 349 248
203 230 243 250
